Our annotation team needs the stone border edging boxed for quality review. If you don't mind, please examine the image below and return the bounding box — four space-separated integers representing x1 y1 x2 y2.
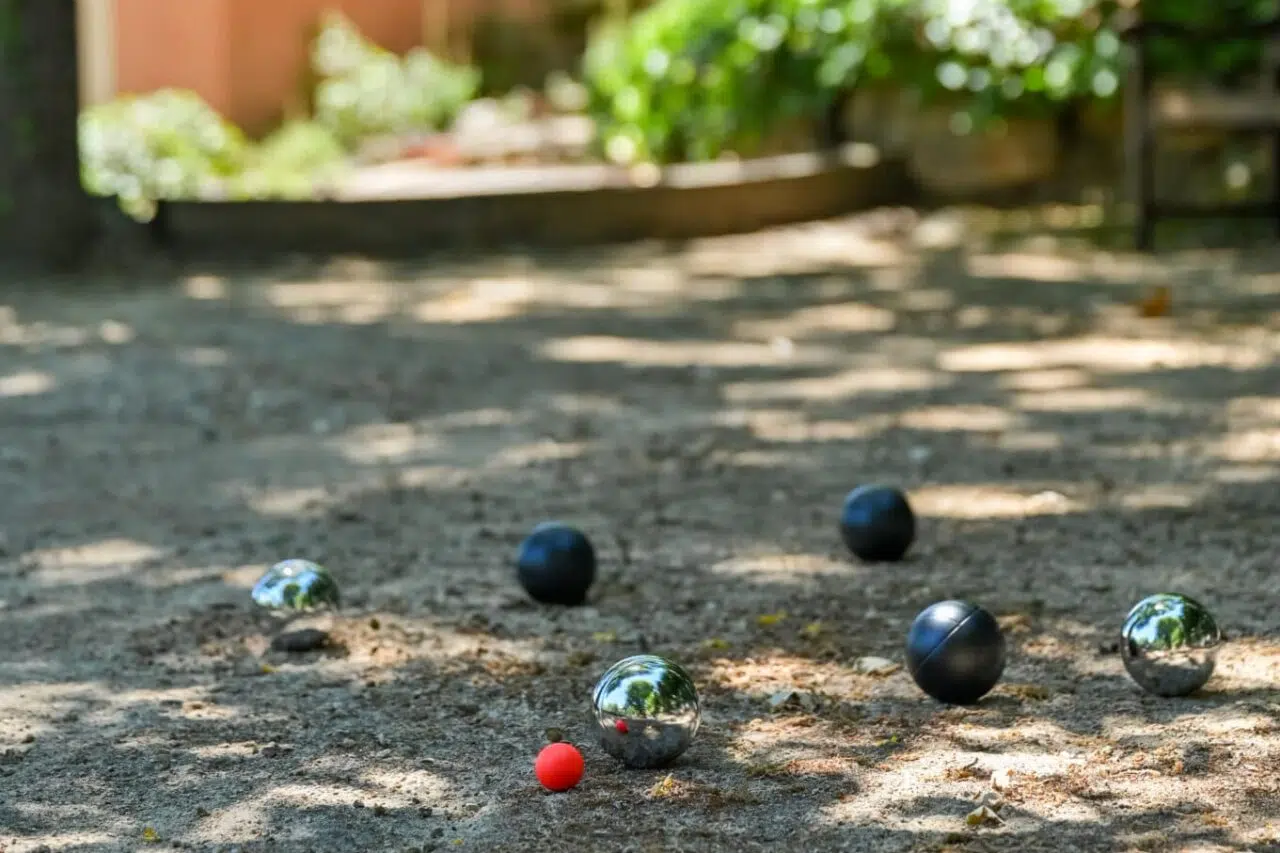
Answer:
153 144 910 256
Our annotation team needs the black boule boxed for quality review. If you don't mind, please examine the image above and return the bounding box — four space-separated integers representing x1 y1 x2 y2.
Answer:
839 485 915 562
516 522 596 606
905 599 1006 705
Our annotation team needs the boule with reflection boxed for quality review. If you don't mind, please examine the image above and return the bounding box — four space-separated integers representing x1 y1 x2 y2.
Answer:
592 654 701 768
252 559 341 612
1120 593 1221 697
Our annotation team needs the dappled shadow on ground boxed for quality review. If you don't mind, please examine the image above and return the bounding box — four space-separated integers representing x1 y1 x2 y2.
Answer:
1 213 1279 852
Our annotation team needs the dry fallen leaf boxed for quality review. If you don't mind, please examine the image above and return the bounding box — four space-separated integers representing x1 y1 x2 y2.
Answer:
997 613 1033 634
648 774 679 798
965 805 1005 827
141 827 159 842
757 612 788 627
591 631 618 644
1005 683 1050 701
1137 284 1172 317
702 637 730 650
992 767 1017 792
801 621 825 637
855 656 900 676
944 759 988 781
976 791 1005 811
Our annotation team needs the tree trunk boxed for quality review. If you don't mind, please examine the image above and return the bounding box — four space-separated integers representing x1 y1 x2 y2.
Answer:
0 0 97 270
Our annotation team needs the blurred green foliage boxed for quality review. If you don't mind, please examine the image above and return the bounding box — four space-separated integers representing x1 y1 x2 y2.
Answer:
1141 0 1280 81
79 0 1280 218
311 11 480 147
584 0 909 162
81 12 480 219
231 120 349 200
79 89 251 221
80 91 350 220
584 0 1280 164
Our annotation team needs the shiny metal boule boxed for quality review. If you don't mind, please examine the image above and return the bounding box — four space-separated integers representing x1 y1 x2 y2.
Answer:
592 654 701 769
252 559 341 613
1120 593 1221 697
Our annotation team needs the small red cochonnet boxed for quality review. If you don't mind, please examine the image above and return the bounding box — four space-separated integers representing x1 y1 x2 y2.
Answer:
535 742 584 792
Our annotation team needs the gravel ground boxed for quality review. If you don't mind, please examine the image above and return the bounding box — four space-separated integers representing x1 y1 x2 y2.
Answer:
1 213 1278 853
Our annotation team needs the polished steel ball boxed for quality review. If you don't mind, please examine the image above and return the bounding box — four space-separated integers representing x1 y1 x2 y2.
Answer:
591 655 701 769
252 559 340 613
1120 593 1222 697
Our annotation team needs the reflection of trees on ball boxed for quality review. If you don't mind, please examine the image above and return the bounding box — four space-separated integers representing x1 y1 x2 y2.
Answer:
592 655 701 769
620 666 693 716
624 679 656 714
252 559 341 612
1120 593 1221 698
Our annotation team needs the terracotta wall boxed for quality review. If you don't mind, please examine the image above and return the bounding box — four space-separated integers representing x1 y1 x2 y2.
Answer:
115 0 233 116
112 0 554 135
226 0 425 133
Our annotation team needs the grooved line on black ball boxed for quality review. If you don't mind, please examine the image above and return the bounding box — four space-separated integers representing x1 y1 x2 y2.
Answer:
915 610 978 672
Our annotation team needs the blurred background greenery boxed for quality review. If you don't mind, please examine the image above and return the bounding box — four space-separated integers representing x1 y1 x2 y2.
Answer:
79 0 1280 220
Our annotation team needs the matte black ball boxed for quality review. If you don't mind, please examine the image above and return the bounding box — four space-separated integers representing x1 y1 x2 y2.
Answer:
906 600 1006 705
839 485 915 562
516 522 596 606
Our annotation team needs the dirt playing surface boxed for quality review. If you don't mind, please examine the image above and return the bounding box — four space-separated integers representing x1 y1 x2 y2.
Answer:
2 213 1279 853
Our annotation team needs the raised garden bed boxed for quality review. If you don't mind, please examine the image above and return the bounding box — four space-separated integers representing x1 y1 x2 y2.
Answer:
153 143 908 257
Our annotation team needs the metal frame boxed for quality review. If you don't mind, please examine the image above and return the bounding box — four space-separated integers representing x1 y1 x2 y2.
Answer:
1122 17 1280 250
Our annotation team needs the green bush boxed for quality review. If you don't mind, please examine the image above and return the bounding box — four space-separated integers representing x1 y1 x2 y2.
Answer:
80 91 349 218
899 0 1126 129
311 11 481 147
1140 0 1280 82
584 0 911 163
80 14 485 219
230 120 348 200
583 0 1280 165
79 89 250 220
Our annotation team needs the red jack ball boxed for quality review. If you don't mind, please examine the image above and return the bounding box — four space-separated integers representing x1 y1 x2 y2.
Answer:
615 720 629 734
535 743 584 792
